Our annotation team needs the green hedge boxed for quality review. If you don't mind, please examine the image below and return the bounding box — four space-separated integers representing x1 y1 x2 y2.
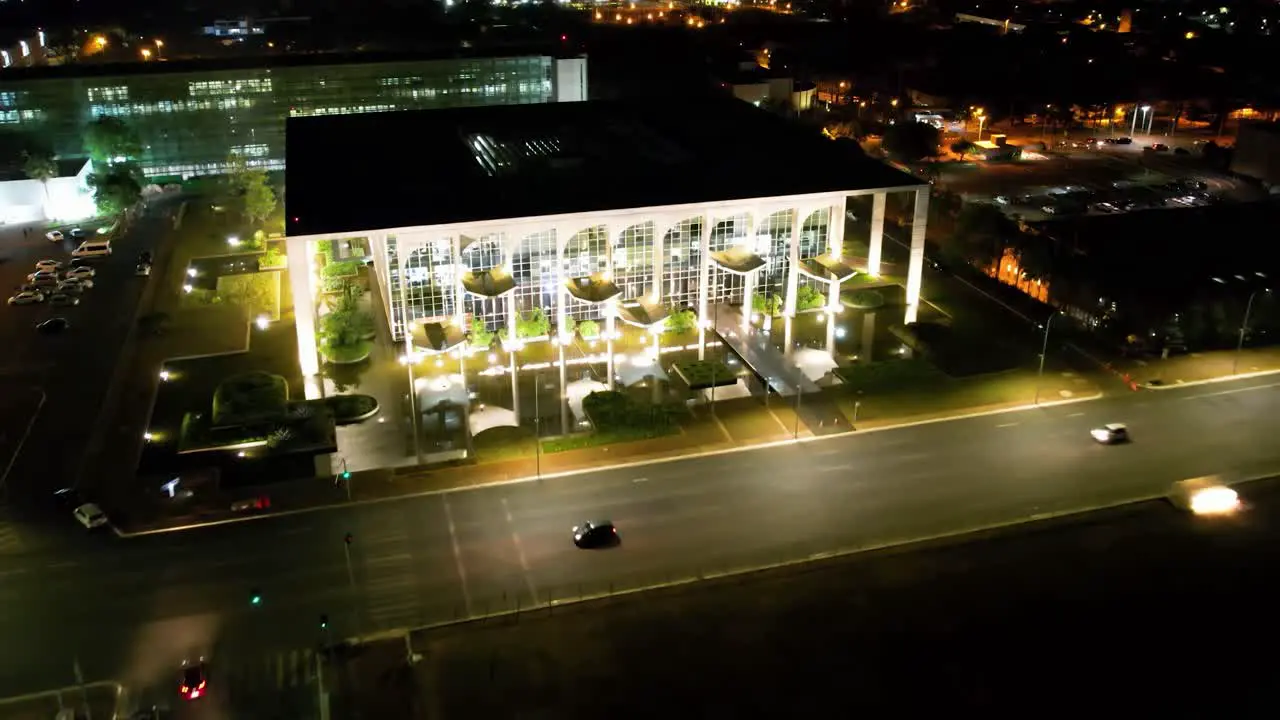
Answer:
321 260 361 279
212 371 288 427
325 394 380 424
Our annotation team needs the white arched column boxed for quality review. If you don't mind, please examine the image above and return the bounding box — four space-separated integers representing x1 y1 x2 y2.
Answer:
287 236 321 397
904 187 929 324
867 192 886 276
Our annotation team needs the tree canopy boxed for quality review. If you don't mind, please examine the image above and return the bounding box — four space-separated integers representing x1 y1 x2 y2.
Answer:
87 162 143 216
225 154 278 225
882 121 940 162
953 203 1018 267
83 117 142 165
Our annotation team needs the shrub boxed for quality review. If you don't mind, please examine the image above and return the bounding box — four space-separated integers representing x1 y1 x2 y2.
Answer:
752 293 784 316
578 319 600 339
259 246 285 269
796 285 826 311
471 317 495 349
212 371 288 427
846 289 885 309
321 260 361 279
665 309 697 335
324 394 380 424
516 308 550 338
215 271 280 320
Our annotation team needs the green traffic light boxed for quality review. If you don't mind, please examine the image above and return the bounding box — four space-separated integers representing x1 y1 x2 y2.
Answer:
341 471 351 479
251 595 262 605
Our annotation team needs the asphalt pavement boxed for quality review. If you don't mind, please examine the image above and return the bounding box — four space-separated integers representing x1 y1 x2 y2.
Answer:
0 206 173 506
0 373 1276 714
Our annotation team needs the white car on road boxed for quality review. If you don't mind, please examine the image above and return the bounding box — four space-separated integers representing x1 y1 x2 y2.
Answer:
45 230 64 242
7 291 45 306
74 503 109 529
64 266 96 281
35 259 64 272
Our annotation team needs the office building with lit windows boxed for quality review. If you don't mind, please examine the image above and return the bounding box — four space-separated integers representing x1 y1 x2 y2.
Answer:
284 96 930 398
0 49 587 178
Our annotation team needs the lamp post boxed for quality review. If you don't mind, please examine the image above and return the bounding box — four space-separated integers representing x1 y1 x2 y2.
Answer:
533 372 542 480
1130 104 1150 137
1033 313 1059 406
1234 289 1271 375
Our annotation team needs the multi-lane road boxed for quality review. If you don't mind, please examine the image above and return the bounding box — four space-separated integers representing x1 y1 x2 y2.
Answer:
0 371 1276 714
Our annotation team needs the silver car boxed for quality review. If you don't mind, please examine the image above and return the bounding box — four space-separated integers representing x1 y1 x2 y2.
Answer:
7 291 45 306
49 293 80 307
59 276 94 290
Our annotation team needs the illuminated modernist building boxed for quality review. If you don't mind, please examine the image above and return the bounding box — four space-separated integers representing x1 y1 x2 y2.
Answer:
0 50 587 178
284 97 928 397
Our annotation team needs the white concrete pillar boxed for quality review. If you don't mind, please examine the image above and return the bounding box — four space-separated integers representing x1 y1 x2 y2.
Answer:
697 214 713 360
785 208 801 318
828 196 847 257
556 226 569 341
868 192 886 276
827 277 841 313
905 187 929 324
451 234 465 327
783 315 794 361
287 237 321 389
558 342 569 436
651 220 664 302
742 271 755 332
606 301 616 391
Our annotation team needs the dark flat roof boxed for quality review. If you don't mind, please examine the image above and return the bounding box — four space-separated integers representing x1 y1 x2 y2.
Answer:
285 96 921 236
0 45 567 83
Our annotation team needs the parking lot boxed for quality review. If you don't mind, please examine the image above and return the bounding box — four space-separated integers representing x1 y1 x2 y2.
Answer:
0 205 174 505
936 143 1263 224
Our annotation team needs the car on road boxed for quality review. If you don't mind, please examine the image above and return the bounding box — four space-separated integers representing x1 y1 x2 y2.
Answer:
136 262 152 276
73 503 108 529
180 659 209 700
1105 137 1133 145
1093 202 1119 213
45 230 64 242
64 265 96 281
1091 423 1130 444
71 240 112 259
35 259 64 272
59 276 93 290
573 520 619 548
8 290 45 305
55 281 86 295
993 195 1011 205
1148 143 1170 152
69 227 87 240
54 487 85 509
37 317 70 334
48 293 80 307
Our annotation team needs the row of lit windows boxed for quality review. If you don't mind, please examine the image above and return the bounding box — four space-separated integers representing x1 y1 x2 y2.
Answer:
0 91 15 108
143 157 283 178
230 144 270 158
88 97 257 118
189 78 273 98
87 86 128 102
289 103 398 117
0 109 43 124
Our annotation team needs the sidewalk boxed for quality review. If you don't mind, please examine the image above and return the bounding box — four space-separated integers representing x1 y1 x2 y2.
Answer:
1111 347 1280 387
0 683 120 720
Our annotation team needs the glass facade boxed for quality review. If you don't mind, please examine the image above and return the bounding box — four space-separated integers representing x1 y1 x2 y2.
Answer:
0 55 563 178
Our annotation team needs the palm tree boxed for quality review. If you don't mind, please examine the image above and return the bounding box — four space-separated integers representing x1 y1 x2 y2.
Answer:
21 150 58 219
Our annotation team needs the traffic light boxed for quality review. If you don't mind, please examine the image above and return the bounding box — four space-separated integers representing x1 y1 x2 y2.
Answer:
320 614 329 629
343 532 353 545
250 588 262 606
341 470 351 480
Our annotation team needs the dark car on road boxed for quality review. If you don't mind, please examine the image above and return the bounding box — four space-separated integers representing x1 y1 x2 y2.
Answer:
573 520 619 549
36 317 70 334
180 659 208 700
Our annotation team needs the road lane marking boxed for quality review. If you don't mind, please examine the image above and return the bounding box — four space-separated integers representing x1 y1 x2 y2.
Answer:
1066 412 1084 417
501 497 539 606
1179 381 1280 400
995 422 1019 428
120 392 1111 535
440 497 473 617
632 477 649 483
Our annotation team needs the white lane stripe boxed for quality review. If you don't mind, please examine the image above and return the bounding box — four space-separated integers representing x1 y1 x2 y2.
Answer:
441 497 473 617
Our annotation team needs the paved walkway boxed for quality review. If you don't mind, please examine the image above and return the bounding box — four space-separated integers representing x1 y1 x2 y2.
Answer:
712 303 819 397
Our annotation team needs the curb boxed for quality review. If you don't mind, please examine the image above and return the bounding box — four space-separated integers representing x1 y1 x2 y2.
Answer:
373 471 1274 648
1141 368 1280 390
117 392 1104 537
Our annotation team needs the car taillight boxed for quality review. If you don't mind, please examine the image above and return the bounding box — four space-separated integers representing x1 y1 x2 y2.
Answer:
180 686 188 694
198 680 206 690
189 689 201 699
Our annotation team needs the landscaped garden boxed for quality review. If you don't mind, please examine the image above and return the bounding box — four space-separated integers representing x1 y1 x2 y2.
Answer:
177 371 338 457
540 390 683 453
319 281 376 364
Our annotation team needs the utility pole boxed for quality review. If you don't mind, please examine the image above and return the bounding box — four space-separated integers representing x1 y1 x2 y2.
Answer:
533 373 541 480
1234 289 1270 375
792 386 801 440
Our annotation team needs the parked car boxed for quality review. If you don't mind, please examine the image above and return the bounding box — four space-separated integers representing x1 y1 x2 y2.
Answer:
59 276 94 290
69 227 87 239
136 262 152 276
27 271 60 287
45 230 64 242
35 259 64 272
64 266 96 281
49 293 80 307
55 281 87 295
7 291 45 306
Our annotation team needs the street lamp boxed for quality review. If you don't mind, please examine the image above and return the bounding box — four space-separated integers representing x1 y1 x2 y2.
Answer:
140 48 152 61
1130 104 1151 138
1234 288 1271 375
1033 312 1060 405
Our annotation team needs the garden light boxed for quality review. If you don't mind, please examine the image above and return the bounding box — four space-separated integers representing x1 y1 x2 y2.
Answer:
144 432 153 442
227 235 240 247
182 284 193 293
159 370 171 381
255 315 270 330
187 268 197 278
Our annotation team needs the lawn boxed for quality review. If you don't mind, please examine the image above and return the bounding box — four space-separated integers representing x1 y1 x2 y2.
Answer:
540 390 683 454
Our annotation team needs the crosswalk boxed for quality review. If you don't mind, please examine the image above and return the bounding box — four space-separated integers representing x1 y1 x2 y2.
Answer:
220 647 319 697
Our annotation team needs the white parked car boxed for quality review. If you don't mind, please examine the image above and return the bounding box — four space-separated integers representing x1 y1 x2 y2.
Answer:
60 276 94 290
64 266 96 281
7 291 45 306
74 503 109 529
46 230 64 242
35 259 64 272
